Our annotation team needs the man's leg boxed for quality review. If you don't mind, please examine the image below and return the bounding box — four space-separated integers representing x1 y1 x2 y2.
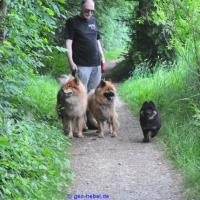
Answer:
86 66 101 130
77 66 92 90
87 65 101 92
77 66 94 131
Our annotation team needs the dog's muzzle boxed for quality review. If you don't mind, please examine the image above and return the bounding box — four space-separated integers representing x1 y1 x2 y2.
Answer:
142 109 157 120
104 91 115 101
63 90 73 98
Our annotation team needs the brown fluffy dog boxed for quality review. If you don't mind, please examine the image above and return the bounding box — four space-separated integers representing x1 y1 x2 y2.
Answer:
56 75 87 138
87 80 118 138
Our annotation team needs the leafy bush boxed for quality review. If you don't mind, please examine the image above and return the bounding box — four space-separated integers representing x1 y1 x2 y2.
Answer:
0 1 73 197
40 51 70 77
0 117 72 199
0 73 73 199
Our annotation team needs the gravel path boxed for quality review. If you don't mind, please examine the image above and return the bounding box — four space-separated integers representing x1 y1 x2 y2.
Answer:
67 61 185 200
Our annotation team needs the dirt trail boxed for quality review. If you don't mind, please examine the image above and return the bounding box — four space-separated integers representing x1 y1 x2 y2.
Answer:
67 61 185 200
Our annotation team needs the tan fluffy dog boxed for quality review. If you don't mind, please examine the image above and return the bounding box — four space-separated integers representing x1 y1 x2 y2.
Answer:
56 75 87 138
87 80 118 138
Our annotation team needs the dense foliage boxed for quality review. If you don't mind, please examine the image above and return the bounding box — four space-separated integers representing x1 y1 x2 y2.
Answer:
0 1 73 199
125 0 200 70
128 0 174 67
95 1 132 50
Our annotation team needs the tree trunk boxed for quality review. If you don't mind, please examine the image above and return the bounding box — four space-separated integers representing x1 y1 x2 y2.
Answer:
0 0 7 43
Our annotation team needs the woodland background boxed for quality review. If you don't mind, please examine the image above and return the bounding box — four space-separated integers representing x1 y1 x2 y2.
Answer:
0 0 200 199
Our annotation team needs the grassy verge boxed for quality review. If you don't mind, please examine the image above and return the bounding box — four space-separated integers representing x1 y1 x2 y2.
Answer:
105 48 126 61
0 73 73 199
118 60 200 199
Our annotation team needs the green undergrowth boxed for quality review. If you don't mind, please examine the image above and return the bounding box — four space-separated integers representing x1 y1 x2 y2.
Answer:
0 73 73 199
40 51 70 78
118 60 200 199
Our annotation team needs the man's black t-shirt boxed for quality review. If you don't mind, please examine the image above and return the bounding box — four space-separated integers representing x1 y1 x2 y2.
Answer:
64 15 101 66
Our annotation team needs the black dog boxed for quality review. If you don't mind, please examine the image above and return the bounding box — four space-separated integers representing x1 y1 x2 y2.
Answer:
139 101 161 142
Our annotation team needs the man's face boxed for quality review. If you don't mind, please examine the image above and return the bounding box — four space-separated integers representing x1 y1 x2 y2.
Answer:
81 1 95 20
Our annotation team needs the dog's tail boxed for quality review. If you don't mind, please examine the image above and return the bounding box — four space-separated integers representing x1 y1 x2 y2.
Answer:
56 103 64 119
56 74 72 87
86 111 98 129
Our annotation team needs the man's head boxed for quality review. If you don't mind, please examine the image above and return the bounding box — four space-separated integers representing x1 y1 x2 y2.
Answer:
80 0 95 20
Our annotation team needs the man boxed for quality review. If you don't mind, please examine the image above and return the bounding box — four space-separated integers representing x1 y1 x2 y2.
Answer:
64 0 105 92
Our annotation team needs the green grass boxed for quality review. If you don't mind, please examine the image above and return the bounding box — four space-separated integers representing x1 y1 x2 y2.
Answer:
105 48 126 61
24 75 58 117
0 72 73 199
118 60 200 199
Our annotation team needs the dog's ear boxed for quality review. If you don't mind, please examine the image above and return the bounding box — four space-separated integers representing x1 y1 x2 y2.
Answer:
56 74 71 87
99 79 106 88
142 101 148 107
149 101 156 107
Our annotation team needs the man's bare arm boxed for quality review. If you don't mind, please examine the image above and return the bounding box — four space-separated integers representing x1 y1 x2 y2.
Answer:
97 40 105 63
65 39 77 72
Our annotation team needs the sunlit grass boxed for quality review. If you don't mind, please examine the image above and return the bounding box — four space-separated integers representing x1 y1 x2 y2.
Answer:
105 48 126 61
